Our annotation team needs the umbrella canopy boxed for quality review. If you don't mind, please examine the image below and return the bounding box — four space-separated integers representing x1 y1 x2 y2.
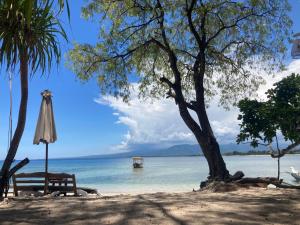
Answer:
33 90 57 194
33 90 57 145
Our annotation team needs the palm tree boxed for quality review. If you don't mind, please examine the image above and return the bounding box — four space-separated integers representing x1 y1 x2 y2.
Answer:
0 0 67 198
23 0 70 25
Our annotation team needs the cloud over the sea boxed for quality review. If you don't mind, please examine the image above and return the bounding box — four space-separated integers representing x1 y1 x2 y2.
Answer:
95 60 300 151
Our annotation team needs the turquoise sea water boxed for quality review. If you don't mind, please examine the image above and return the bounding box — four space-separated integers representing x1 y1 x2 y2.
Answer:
2 155 300 194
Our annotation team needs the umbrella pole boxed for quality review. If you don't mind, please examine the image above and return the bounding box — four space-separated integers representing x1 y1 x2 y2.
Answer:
44 142 49 195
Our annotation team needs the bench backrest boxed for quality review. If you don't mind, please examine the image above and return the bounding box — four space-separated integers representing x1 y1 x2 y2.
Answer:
13 172 77 196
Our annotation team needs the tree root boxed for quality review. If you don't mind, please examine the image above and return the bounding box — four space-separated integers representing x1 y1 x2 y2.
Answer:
198 171 298 193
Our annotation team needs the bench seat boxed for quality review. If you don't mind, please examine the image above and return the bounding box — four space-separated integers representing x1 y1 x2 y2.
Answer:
13 172 77 196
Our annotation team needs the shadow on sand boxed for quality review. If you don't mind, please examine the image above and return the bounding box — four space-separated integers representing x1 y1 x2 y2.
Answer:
0 189 300 224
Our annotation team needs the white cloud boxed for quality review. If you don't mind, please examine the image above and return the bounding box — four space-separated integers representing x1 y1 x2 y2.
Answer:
95 88 195 151
256 60 300 100
95 60 300 151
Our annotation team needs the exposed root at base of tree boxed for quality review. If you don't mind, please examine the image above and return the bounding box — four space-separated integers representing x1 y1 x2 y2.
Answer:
197 171 300 193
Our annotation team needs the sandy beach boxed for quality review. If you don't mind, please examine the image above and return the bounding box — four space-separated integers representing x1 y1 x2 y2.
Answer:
0 187 299 225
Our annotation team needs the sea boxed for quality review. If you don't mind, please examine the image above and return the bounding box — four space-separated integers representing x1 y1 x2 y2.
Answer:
3 155 300 194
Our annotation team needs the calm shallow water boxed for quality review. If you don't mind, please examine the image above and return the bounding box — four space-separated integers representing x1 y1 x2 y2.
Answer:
3 155 300 194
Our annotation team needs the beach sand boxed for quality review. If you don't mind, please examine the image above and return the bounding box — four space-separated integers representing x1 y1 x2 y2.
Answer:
0 188 300 225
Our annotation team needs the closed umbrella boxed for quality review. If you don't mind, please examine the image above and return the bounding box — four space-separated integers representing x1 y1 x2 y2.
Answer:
33 90 57 194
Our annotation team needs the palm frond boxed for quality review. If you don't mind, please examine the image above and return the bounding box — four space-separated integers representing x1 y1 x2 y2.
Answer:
0 0 67 74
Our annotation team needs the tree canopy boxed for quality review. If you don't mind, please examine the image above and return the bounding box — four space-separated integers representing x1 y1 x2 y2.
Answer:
237 73 300 148
68 0 291 105
68 0 292 181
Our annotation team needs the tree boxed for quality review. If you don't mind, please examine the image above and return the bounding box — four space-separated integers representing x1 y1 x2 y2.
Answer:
68 0 291 182
237 74 300 179
23 0 70 24
0 0 67 199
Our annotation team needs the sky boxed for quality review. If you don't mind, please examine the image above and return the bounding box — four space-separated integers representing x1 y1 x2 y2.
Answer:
0 1 300 160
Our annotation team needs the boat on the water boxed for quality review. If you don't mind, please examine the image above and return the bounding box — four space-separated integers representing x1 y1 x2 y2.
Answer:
290 167 300 182
132 157 143 168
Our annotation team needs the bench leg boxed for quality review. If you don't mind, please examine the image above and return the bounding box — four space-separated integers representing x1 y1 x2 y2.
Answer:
12 176 18 196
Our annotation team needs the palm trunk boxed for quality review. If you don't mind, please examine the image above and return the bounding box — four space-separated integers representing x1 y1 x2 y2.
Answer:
0 50 28 199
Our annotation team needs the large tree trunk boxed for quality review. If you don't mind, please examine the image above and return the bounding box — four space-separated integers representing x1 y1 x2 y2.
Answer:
200 136 229 180
162 34 230 182
177 99 230 181
0 50 28 199
196 101 229 180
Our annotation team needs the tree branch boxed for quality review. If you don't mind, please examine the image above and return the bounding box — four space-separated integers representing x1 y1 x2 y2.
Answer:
270 141 300 158
186 0 203 48
160 76 174 88
206 9 272 45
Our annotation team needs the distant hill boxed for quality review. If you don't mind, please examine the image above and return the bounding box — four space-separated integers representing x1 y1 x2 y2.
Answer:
219 143 268 153
78 142 275 159
224 149 300 156
80 144 201 159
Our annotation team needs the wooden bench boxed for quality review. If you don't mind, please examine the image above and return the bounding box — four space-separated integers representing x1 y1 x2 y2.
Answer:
12 172 77 196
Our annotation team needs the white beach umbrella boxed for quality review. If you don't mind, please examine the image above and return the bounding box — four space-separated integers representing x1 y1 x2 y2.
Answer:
33 90 57 194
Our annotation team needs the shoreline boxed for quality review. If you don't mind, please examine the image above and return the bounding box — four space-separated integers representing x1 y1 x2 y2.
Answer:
3 153 300 162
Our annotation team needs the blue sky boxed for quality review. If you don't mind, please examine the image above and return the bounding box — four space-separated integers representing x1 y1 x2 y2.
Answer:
0 1 300 160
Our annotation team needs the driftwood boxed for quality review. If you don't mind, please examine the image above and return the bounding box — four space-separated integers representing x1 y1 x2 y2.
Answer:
276 183 300 189
229 171 245 181
234 177 282 185
77 187 99 195
200 176 284 192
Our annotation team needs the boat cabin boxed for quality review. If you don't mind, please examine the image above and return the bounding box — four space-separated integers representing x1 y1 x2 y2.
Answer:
132 157 143 168
292 33 300 59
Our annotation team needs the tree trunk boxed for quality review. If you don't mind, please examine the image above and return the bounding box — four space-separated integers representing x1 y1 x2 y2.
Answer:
197 132 229 180
177 99 230 181
0 50 28 199
277 156 280 180
162 33 230 182
196 109 229 180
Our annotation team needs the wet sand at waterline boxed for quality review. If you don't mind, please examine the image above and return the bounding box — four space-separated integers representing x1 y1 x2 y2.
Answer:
1 188 300 225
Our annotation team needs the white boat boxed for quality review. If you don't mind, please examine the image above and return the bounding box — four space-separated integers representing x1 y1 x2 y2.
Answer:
132 157 143 168
290 167 300 182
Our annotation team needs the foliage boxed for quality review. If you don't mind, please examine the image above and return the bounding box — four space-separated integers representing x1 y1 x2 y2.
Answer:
266 74 300 142
0 0 68 73
68 0 292 179
237 99 276 147
68 0 291 105
237 73 300 147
